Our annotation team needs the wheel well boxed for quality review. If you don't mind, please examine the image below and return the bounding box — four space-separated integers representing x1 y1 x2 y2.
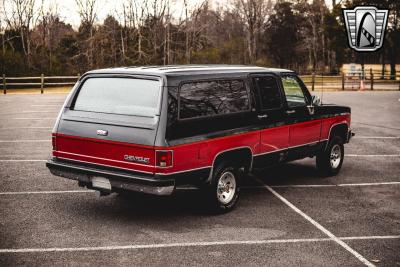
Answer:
330 123 348 142
213 148 253 173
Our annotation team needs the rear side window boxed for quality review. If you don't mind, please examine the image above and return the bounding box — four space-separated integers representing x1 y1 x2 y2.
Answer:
73 77 161 117
179 80 249 120
253 76 282 110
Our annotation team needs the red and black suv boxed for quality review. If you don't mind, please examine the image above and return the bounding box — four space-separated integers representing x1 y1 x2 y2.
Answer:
47 65 353 212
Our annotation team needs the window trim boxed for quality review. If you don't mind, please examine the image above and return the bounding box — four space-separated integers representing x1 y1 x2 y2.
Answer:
70 74 163 117
177 78 252 122
250 73 285 112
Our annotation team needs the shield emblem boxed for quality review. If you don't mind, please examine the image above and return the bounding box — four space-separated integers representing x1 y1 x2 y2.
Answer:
343 6 389 52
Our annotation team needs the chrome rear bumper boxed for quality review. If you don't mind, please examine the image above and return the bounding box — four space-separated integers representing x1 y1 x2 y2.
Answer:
46 159 175 196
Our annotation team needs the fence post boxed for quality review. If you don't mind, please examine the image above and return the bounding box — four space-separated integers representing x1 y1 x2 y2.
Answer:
40 74 44 94
342 72 345 91
370 69 374 90
2 74 6 94
311 72 315 91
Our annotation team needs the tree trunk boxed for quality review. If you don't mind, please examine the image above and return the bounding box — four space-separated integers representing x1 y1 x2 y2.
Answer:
138 27 142 60
2 33 5 73
320 4 325 72
89 27 93 68
184 0 190 64
389 40 397 80
167 21 170 64
163 20 168 65
381 49 385 79
247 23 255 64
390 60 396 80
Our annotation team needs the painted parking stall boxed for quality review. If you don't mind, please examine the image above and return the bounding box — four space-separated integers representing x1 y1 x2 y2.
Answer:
0 91 399 266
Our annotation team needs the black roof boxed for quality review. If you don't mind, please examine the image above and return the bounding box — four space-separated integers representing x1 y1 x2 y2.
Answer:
84 65 295 86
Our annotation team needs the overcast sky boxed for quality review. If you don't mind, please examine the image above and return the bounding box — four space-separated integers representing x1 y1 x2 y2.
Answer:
42 0 224 28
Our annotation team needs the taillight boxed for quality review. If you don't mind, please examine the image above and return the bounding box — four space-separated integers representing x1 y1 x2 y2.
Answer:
52 136 57 151
156 150 173 168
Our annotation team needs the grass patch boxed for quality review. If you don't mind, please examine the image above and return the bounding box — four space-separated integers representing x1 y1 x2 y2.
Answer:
2 86 72 94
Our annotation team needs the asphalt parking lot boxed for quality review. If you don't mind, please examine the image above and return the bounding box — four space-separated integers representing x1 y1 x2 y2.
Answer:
0 91 399 266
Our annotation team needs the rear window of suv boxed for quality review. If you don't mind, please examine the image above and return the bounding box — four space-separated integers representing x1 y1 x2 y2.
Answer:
73 77 161 117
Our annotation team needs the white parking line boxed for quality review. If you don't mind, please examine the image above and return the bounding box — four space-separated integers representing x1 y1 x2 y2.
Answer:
0 127 52 130
31 104 62 107
354 136 400 139
0 190 93 195
0 160 47 162
346 154 400 157
0 181 397 197
341 235 400 241
2 118 55 120
243 181 400 189
0 235 398 253
254 178 375 267
0 111 58 115
0 140 50 143
1 181 399 195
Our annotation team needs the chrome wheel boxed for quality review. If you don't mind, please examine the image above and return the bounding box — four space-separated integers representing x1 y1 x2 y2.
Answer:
217 171 236 205
330 144 341 169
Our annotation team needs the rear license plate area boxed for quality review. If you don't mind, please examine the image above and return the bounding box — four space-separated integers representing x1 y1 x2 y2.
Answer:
91 176 112 190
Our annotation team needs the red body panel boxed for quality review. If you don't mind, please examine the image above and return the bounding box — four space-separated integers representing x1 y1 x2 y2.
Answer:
320 115 350 140
161 130 260 175
54 134 156 174
53 114 350 175
289 119 321 146
259 125 290 154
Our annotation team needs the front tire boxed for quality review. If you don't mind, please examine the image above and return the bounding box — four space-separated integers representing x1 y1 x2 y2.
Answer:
204 162 240 213
316 136 344 176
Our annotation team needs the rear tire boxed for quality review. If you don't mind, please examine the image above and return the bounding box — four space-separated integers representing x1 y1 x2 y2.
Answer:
316 136 344 177
204 161 240 213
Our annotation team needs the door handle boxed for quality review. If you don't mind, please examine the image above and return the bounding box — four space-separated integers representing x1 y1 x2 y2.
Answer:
257 114 268 119
286 110 296 114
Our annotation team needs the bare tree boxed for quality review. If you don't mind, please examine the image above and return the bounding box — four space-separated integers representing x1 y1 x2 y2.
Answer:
3 0 36 67
38 1 59 72
148 0 167 63
180 0 209 64
163 0 172 65
121 0 136 63
125 0 149 62
235 0 271 64
296 0 327 73
183 0 190 63
75 0 98 68
75 0 97 26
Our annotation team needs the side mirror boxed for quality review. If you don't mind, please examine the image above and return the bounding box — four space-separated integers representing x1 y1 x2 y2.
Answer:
311 95 321 106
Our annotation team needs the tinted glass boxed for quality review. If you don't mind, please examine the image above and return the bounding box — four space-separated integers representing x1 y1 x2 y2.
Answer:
254 76 282 110
281 76 307 108
167 87 179 126
73 78 161 117
179 80 249 119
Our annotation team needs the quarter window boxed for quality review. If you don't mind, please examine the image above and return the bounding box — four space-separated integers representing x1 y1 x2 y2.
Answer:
179 80 249 119
281 76 307 108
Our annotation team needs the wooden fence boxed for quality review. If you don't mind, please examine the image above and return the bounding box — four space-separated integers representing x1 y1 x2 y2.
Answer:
2 74 80 94
301 70 400 91
2 71 400 94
